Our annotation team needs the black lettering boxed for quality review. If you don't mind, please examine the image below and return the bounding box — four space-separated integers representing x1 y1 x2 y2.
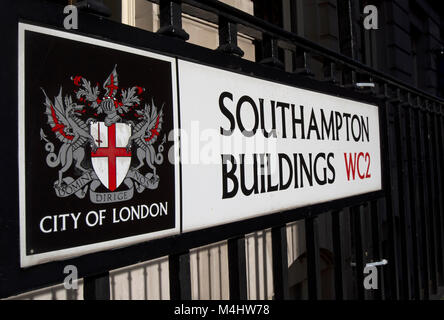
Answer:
278 154 293 190
260 99 277 138
321 109 335 140
219 92 235 136
239 154 259 196
327 153 335 184
314 153 327 186
307 109 321 140
361 116 369 142
293 153 299 189
276 102 290 138
266 154 279 192
335 112 343 141
237 96 259 137
259 154 267 193
352 115 361 142
292 105 305 139
222 154 239 199
343 113 351 141
299 154 313 187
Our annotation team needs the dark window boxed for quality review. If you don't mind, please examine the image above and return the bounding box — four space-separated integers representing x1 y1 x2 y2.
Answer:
253 0 283 28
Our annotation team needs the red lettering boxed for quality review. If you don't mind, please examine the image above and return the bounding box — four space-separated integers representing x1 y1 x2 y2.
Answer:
344 153 357 181
365 153 371 178
357 152 365 179
344 152 371 181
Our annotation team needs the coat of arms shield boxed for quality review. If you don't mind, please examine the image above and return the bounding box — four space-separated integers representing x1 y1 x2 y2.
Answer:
90 122 132 191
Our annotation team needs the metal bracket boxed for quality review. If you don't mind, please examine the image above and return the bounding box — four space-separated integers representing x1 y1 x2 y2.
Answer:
351 259 388 268
355 82 376 88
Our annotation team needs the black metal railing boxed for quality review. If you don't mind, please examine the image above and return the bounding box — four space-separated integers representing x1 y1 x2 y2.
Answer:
2 0 444 300
146 0 444 301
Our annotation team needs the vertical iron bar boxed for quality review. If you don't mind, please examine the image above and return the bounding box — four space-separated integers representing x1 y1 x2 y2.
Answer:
404 104 422 300
83 272 110 300
415 104 430 299
169 251 192 300
294 49 314 77
382 91 400 300
436 107 444 286
331 210 344 300
394 99 412 299
305 216 321 300
351 205 365 300
424 105 439 295
260 34 284 69
228 236 248 300
271 225 289 300
343 69 358 89
157 0 189 41
76 0 111 17
370 200 383 300
430 104 444 287
323 60 337 84
216 16 244 57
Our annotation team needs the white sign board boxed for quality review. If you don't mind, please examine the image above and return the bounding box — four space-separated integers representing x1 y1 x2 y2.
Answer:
178 60 382 233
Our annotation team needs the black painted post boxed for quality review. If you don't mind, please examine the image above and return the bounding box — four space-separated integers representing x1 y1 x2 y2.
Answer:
404 101 422 300
432 103 444 287
351 205 365 300
305 216 321 300
76 0 112 17
169 251 192 300
323 60 337 84
294 49 314 77
424 102 439 295
394 93 412 300
83 272 110 300
216 16 244 57
414 99 430 300
370 200 383 300
343 69 357 89
157 0 189 41
259 34 284 69
435 105 444 286
331 210 344 300
382 85 400 300
271 225 289 300
228 236 248 300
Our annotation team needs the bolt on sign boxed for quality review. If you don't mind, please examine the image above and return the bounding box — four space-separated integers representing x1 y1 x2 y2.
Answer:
18 23 180 267
18 23 382 268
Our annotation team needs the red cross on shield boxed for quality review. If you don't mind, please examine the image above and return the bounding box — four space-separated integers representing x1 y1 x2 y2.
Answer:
90 122 132 191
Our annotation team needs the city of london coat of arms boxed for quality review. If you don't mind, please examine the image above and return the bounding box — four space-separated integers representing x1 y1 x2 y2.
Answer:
40 65 167 204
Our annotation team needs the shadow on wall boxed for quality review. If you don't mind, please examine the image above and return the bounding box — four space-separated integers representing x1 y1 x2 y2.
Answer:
245 229 274 300
7 229 327 300
6 279 84 300
110 256 170 300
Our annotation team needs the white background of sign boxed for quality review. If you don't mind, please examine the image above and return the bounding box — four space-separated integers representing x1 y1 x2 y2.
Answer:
178 59 382 233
